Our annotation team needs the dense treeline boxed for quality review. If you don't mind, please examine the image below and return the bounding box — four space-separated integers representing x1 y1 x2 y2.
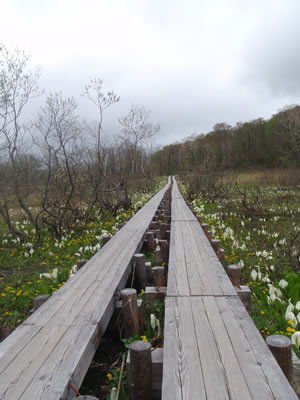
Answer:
152 107 300 175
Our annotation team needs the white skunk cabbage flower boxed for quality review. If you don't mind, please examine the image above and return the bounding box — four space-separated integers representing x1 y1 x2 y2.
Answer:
292 332 300 349
151 314 161 336
278 279 288 289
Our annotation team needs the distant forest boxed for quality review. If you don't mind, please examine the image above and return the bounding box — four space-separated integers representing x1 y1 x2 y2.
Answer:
151 105 300 175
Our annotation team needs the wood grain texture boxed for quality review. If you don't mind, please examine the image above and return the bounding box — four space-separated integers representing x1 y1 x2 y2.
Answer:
0 182 170 400
167 181 236 297
230 296 298 400
162 297 206 400
162 295 297 399
162 177 297 400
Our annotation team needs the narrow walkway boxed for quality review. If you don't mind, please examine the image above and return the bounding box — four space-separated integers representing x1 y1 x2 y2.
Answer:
162 178 297 399
0 181 170 400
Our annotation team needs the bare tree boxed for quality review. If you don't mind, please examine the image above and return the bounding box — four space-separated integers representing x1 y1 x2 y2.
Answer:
34 93 83 237
0 44 41 237
82 78 119 161
119 105 159 176
81 78 123 209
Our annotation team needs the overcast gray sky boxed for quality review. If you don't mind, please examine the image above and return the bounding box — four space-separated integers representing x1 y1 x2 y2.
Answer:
2 0 300 146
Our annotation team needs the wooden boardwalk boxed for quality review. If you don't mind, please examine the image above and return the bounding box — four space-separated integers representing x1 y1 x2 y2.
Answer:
162 178 297 399
0 180 170 400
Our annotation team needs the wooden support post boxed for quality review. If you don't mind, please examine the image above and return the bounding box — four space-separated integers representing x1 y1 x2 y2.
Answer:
227 264 240 285
121 289 139 337
211 239 221 257
152 267 165 286
146 232 155 252
151 347 163 400
196 215 202 224
133 254 148 288
166 230 171 242
236 285 251 313
159 240 169 264
110 299 144 336
152 215 159 223
219 248 225 261
144 287 167 309
127 341 152 400
207 230 212 241
77 259 87 269
33 294 50 311
266 335 293 383
153 229 160 239
145 261 153 282
118 223 125 230
163 215 171 224
201 223 209 236
150 221 159 230
102 235 111 245
159 223 167 240
126 346 163 400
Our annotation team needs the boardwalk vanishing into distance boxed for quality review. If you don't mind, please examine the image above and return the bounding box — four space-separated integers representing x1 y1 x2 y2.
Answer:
0 176 298 399
0 180 171 400
162 178 297 399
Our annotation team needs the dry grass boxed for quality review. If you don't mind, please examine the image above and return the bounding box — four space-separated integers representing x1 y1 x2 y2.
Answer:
237 169 300 187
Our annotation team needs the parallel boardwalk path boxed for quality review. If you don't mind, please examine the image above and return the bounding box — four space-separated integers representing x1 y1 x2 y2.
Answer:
162 178 297 399
0 180 170 400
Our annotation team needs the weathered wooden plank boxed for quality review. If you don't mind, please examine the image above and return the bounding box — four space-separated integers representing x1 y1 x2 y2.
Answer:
171 199 196 221
199 296 253 399
163 177 297 400
162 297 182 400
167 221 190 297
168 221 236 296
162 297 206 400
21 325 95 400
229 296 298 400
189 297 230 399
215 296 275 399
0 324 42 374
189 221 236 296
0 181 170 399
0 324 69 399
182 221 215 295
168 180 236 297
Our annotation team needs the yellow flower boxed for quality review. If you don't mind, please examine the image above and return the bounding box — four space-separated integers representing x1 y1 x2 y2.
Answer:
141 335 147 342
107 373 112 381
287 327 296 333
260 310 265 315
1 293 6 297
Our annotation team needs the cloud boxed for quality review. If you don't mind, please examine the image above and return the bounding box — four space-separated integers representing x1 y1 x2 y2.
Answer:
240 0 300 98
1 0 300 145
